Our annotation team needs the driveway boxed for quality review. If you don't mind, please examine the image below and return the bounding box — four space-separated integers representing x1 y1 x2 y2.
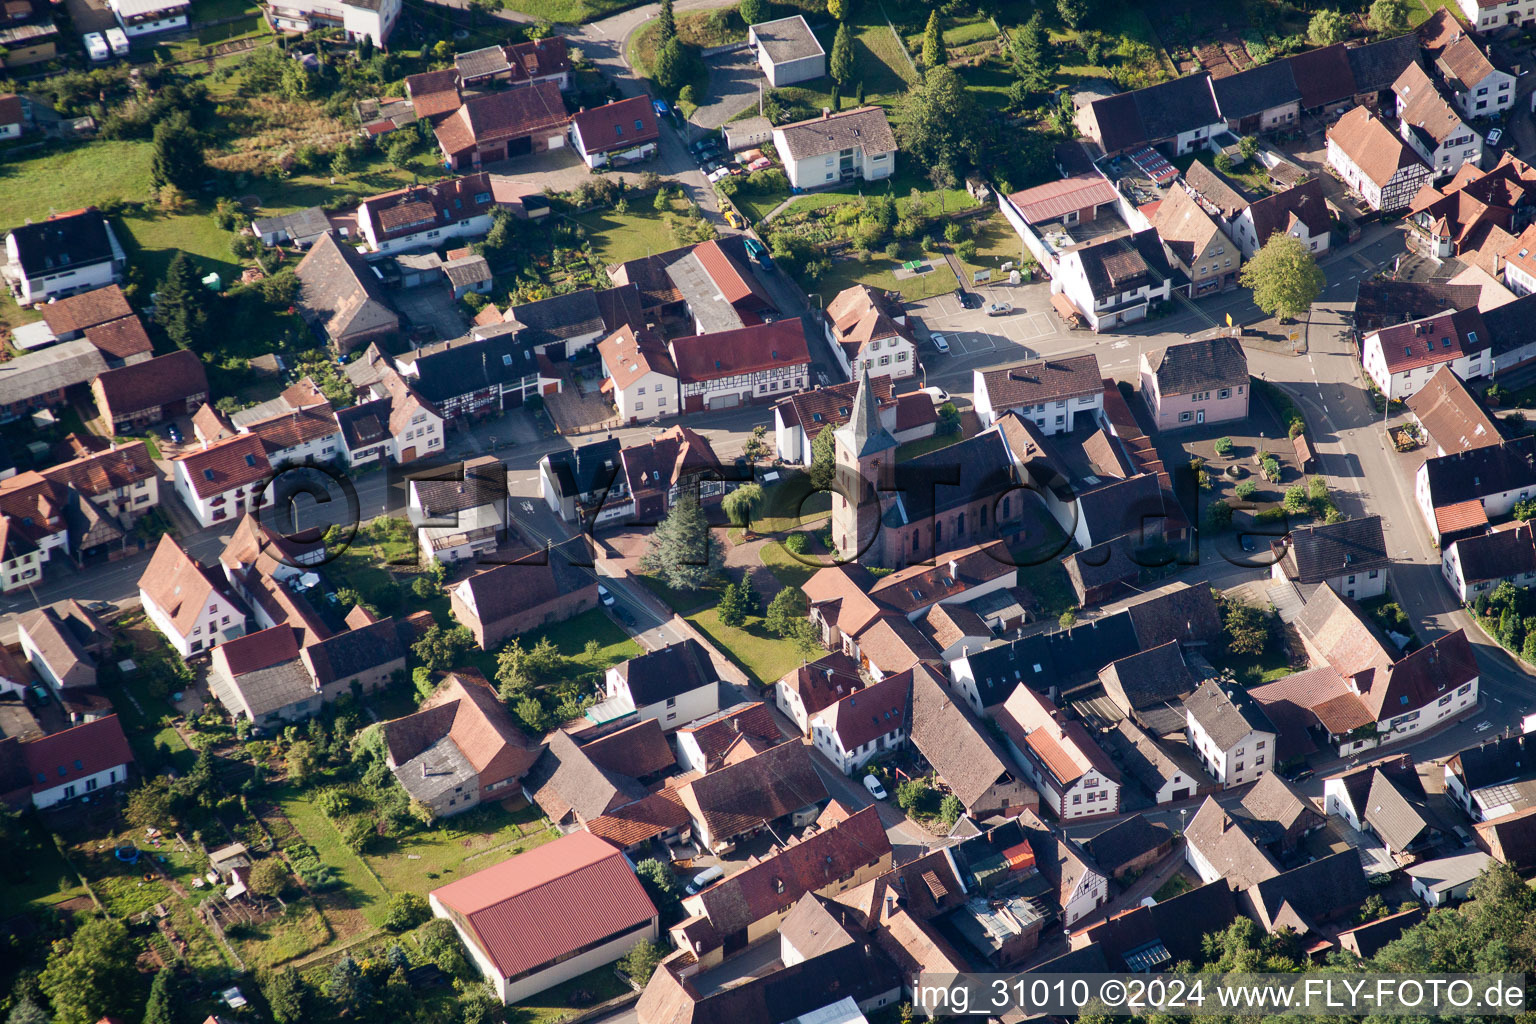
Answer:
693 46 763 129
392 284 467 342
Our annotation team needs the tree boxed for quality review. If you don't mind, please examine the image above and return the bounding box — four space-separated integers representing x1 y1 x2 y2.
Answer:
654 36 701 95
1309 8 1349 45
618 939 666 985
142 969 175 1024
285 740 319 782
658 0 675 43
1238 135 1259 161
722 483 761 527
855 80 865 106
125 778 177 830
1240 234 1325 321
809 425 838 491
939 793 963 827
326 955 372 1012
330 148 352 178
246 857 291 898
635 857 681 908
1057 0 1090 29
383 892 431 932
263 968 311 1024
830 22 855 85
150 112 205 192
357 34 374 60
739 0 764 23
826 0 845 19
1222 598 1270 656
1009 14 1055 94
896 66 988 175
7 997 48 1024
896 776 930 813
387 134 415 174
155 251 210 351
937 401 961 436
39 917 139 1024
1283 483 1309 513
1369 0 1409 34
765 587 809 637
921 11 946 69
718 580 750 627
639 490 723 590
412 623 472 671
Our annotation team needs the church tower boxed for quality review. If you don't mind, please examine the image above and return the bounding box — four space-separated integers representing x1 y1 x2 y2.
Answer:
831 364 899 565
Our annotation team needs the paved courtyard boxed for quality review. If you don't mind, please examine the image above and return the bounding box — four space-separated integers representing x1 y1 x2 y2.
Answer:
693 46 765 129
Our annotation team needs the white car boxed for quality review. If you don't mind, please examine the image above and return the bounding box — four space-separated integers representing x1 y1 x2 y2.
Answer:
863 775 888 800
707 167 731 183
1488 128 1504 147
598 585 616 607
918 386 948 403
931 334 950 354
987 302 1014 317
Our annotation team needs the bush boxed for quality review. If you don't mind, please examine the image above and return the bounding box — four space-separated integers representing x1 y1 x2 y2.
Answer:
1234 481 1257 500
383 892 431 932
246 856 292 898
783 532 810 554
1213 436 1234 456
955 239 978 263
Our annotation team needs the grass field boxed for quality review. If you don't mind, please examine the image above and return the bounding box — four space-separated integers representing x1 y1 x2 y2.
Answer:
0 823 87 919
957 213 1029 283
815 253 959 302
274 785 392 931
520 608 643 671
686 607 802 687
576 203 694 266
631 5 745 76
759 538 821 590
364 802 556 895
0 141 155 227
510 963 633 1023
500 0 642 23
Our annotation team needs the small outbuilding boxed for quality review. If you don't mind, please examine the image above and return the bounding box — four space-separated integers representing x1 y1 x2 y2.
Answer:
749 15 826 87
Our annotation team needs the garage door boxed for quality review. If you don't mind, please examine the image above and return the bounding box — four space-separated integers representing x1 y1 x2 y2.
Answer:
1169 787 1190 802
707 392 742 411
507 136 532 158
1123 304 1147 323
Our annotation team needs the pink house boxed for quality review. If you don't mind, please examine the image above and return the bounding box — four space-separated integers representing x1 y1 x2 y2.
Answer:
1139 336 1249 432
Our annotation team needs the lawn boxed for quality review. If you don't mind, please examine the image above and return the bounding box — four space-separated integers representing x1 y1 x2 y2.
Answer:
895 430 964 462
190 0 261 20
0 821 87 919
1153 871 1196 901
273 784 392 929
520 608 643 671
117 207 244 286
0 141 155 228
631 5 745 76
639 574 717 616
687 607 804 688
576 203 693 266
508 962 633 1024
364 802 557 895
759 537 822 590
499 0 643 23
813 252 958 302
1209 645 1294 687
957 212 1030 283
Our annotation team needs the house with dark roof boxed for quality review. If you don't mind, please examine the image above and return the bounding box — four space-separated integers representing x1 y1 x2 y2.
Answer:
670 320 810 412
1186 162 1333 259
91 350 209 431
207 625 322 725
1407 365 1501 458
1337 906 1424 959
1474 805 1536 871
772 374 903 464
2 207 125 304
773 106 895 190
996 686 1121 821
430 830 657 1003
1054 229 1178 333
571 95 659 168
537 436 624 523
1106 718 1215 804
356 172 504 254
1138 336 1249 432
1080 814 1174 881
596 639 720 732
972 353 1103 432
1415 434 1536 545
293 232 400 354
1183 680 1278 788
1074 72 1224 156
1271 515 1390 600
1007 807 1109 927
1211 59 1302 134
382 671 539 818
334 367 444 468
299 612 406 700
676 735 829 851
1099 640 1199 737
910 663 1037 818
522 729 649 827
395 327 548 421
1362 306 1491 401
1183 794 1281 888
503 284 641 361
449 541 599 649
618 424 728 523
949 609 1141 713
433 80 570 172
407 454 507 564
807 668 911 775
1444 731 1536 821
675 701 781 773
1244 849 1367 935
1072 880 1237 971
1322 753 1423 833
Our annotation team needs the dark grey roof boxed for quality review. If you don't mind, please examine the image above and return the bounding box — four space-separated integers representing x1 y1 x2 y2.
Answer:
1338 907 1423 958
1353 280 1484 335
409 331 538 403
1183 680 1277 749
295 232 398 343
1076 474 1165 543
1090 91 1147 153
961 609 1141 709
1210 61 1301 120
251 206 331 246
1347 33 1420 95
1364 769 1439 851
1135 74 1220 142
1450 732 1536 791
7 208 116 276
1481 293 1536 358
1082 814 1173 872
1075 229 1175 300
1100 640 1196 714
544 437 623 499
1422 435 1536 509
1124 584 1223 648
749 15 824 64
882 432 1016 526
837 363 897 459
1066 537 1140 599
617 638 719 705
303 617 404 686
1249 850 1368 925
506 289 605 348
1283 515 1390 584
1146 336 1249 397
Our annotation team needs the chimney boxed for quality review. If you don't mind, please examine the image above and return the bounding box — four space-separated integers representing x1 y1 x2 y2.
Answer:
822 107 831 119
949 558 959 579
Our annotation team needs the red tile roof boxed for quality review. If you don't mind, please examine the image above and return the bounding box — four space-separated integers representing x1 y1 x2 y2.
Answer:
41 441 153 497
215 625 300 676
820 670 910 751
24 715 133 795
507 35 572 81
693 239 762 307
361 173 501 243
434 80 568 157
1009 175 1119 222
39 285 132 336
82 316 153 362
572 95 659 156
1435 498 1488 534
585 786 690 848
430 830 655 979
669 320 810 382
1370 307 1488 375
174 434 271 499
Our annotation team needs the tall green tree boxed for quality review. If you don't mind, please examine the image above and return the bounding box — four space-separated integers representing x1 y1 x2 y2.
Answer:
1057 0 1090 29
809 427 838 491
155 251 211 352
149 112 205 192
827 0 846 20
1368 0 1409 33
142 970 175 1024
1239 233 1325 321
411 623 472 671
830 22 855 85
1009 13 1055 94
718 580 749 626
1308 7 1349 45
895 65 988 175
722 483 761 527
765 586 809 637
6 997 48 1024
639 490 723 590
739 0 764 23
326 955 372 1013
654 36 701 94
39 917 139 1024
921 11 946 69
658 0 676 44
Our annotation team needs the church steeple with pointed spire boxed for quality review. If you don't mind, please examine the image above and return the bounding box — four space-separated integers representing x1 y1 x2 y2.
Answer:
834 363 898 460
831 364 899 565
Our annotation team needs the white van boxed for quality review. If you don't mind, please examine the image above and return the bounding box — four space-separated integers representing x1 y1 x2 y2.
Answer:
105 27 129 57
685 865 725 895
83 32 109 62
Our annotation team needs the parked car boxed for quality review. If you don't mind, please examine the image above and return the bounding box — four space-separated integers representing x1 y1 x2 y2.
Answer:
863 775 888 800
1240 534 1256 553
743 236 774 270
701 159 724 174
1488 128 1504 148
1285 767 1315 783
954 288 981 309
28 684 49 705
918 386 949 403
931 334 950 354
723 208 745 229
614 606 635 627
690 138 720 155
707 167 731 183
597 585 616 607
987 302 1013 316
652 99 671 120
166 424 182 444
686 865 725 895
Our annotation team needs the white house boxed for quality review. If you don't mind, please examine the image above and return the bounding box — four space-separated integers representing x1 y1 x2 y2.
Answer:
107 0 188 36
570 96 659 169
170 435 272 529
1503 227 1536 297
807 670 910 775
335 371 444 467
1408 851 1493 906
672 320 811 413
25 716 134 809
595 639 721 731
137 535 246 658
240 405 344 470
265 0 401 46
749 15 825 87
1416 436 1536 545
1459 0 1536 29
823 284 916 382
1436 36 1516 120
1186 164 1334 259
1442 520 1536 601
1183 680 1277 788
1270 515 1391 602
972 353 1103 431
1361 308 1490 400
597 324 676 425
0 94 24 140
356 173 502 255
1394 62 1484 176
408 456 506 566
772 107 896 190
995 687 1121 821
1326 106 1433 214
3 208 126 305
1053 229 1174 332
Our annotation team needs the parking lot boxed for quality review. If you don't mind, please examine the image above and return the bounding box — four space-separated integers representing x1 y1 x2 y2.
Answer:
904 276 1074 371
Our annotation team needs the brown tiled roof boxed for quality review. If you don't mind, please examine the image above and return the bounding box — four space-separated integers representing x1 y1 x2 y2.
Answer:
669 320 810 382
678 701 782 769
908 663 1023 808
1278 514 1390 585
39 284 132 336
1437 35 1497 92
216 623 301 677
405 69 461 119
621 425 722 494
507 35 572 80
361 172 501 243
572 95 659 155
1295 584 1396 684
978 354 1102 411
1184 796 1280 889
998 686 1120 787
40 441 153 498
818 669 910 752
1123 582 1223 647
1367 629 1478 720
24 716 133 797
174 434 271 499
775 376 896 443
94 350 208 419
1404 365 1500 453
855 617 937 676
677 738 828 842
526 729 648 823
383 671 539 789
804 563 886 638
434 80 569 157
82 315 153 362
242 403 341 454
921 602 991 651
1327 106 1427 190
586 787 690 848
294 232 399 344
1145 336 1248 396
597 324 675 390
1395 61 1467 146
580 719 677 779
136 534 228 635
868 540 1014 614
1288 42 1356 110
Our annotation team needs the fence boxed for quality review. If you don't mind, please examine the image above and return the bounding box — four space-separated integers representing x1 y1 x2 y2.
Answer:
877 1 919 79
